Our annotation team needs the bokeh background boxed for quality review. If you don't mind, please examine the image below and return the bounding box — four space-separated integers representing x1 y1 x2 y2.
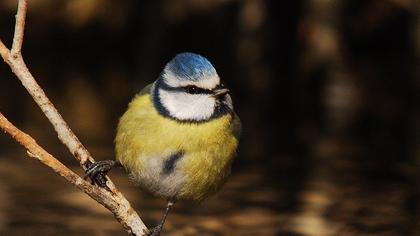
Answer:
0 0 419 235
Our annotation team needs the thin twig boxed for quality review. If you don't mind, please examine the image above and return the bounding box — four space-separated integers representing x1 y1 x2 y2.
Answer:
0 0 147 235
7 54 95 166
11 0 27 57
0 40 10 62
0 113 147 235
1 0 93 168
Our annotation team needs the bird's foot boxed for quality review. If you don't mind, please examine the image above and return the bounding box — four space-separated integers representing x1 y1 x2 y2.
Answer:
144 225 163 236
84 160 119 191
144 201 174 236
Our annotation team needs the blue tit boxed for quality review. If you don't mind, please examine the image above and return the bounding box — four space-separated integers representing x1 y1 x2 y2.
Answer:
86 52 241 236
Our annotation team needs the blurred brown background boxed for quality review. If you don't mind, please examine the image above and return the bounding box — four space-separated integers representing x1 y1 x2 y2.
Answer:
0 0 419 235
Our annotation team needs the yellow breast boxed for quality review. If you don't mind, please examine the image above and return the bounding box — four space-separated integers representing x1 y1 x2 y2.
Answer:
115 93 239 201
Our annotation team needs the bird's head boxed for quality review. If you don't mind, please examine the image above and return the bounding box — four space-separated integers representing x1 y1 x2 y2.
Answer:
152 52 233 122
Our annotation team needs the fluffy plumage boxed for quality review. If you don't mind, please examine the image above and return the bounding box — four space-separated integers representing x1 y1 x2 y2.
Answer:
115 52 241 201
116 91 240 201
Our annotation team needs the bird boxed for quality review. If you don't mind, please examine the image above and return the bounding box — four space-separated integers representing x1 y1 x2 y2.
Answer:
85 52 241 236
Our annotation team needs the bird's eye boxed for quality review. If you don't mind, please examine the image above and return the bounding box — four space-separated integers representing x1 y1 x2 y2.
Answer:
185 86 199 94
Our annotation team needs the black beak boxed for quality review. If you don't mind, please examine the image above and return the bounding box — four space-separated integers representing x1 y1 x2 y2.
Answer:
212 88 230 98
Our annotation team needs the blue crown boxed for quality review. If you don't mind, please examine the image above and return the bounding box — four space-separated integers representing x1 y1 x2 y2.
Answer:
166 52 216 81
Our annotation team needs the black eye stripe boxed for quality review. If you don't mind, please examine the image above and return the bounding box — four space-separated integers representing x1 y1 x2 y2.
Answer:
184 85 212 94
159 80 213 94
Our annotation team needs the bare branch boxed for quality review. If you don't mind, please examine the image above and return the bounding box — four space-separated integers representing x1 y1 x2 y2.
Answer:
0 113 148 235
1 0 91 169
7 55 95 167
0 40 10 63
11 0 27 57
0 1 148 235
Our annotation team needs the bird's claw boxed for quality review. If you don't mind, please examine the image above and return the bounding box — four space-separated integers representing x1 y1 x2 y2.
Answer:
84 160 118 191
144 225 163 236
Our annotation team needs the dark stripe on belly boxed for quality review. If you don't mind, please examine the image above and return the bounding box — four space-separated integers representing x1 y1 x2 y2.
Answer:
162 151 184 175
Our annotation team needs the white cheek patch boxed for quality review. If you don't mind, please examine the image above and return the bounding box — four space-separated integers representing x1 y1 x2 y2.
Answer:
163 69 220 90
159 89 216 121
